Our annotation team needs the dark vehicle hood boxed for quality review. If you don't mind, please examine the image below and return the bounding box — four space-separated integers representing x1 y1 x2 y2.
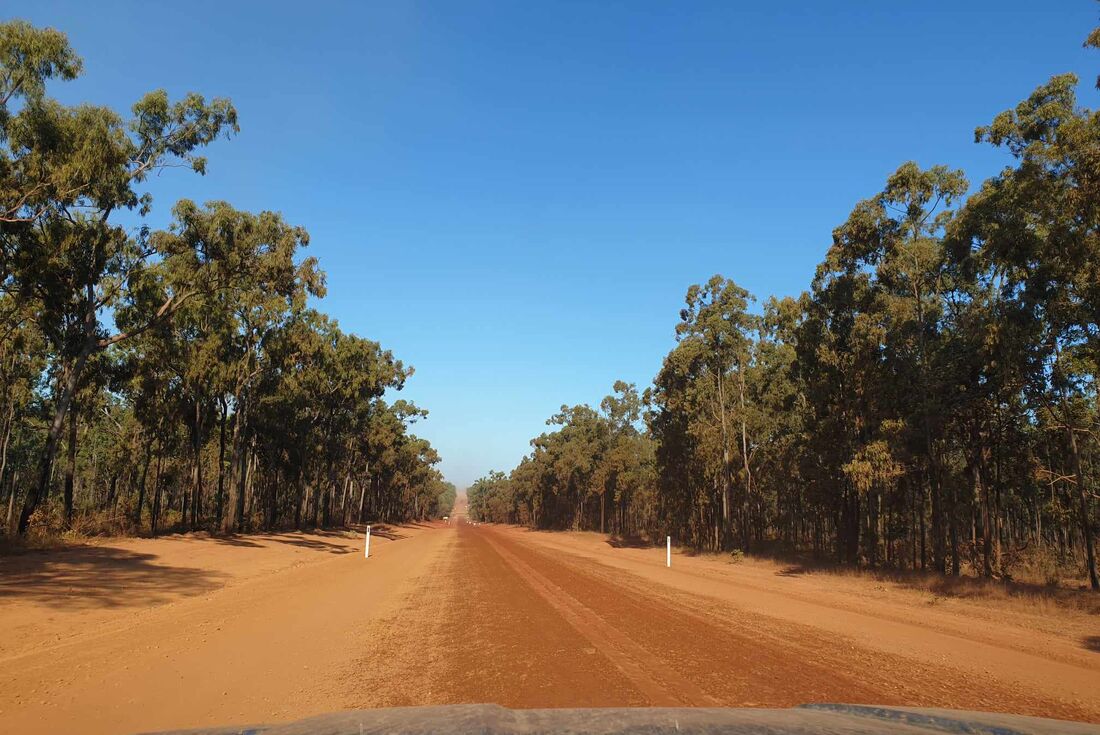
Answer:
149 703 1100 735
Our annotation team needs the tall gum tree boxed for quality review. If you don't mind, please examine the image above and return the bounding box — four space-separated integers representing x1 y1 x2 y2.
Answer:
0 24 239 532
949 62 1100 589
650 276 757 550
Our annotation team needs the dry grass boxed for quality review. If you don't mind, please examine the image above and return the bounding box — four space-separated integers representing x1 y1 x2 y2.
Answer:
1 507 370 557
2 506 147 555
0 529 69 554
864 567 1099 616
535 528 1100 617
751 551 1100 617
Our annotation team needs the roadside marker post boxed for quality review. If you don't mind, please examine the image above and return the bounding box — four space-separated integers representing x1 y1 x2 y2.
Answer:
365 525 371 558
666 536 671 568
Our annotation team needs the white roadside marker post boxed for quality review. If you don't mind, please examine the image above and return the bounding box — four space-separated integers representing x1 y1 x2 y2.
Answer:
365 525 371 558
666 535 671 568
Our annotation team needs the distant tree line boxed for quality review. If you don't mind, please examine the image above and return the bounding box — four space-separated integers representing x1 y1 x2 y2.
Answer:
470 22 1100 589
0 21 454 538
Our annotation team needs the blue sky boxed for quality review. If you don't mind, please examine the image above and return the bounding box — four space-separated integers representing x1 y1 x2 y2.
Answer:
16 1 1099 488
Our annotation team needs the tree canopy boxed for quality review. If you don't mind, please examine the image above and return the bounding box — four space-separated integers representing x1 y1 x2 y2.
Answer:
469 21 1100 589
0 21 453 539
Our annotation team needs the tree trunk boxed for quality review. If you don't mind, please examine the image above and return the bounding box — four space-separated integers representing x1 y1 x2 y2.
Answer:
180 479 189 532
190 397 204 530
322 452 335 528
974 443 992 578
310 459 324 528
867 487 879 567
295 469 304 530
134 440 153 528
62 396 79 526
104 473 118 512
239 441 256 532
216 396 228 526
228 394 249 533
929 462 945 575
20 344 93 534
0 400 14 523
949 478 960 577
1067 427 1099 591
6 470 19 533
716 369 732 551
358 467 369 523
737 368 753 552
303 481 313 529
919 479 927 571
268 468 279 530
338 473 348 526
150 450 164 537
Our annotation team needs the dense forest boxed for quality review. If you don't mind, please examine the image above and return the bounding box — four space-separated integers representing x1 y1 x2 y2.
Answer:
470 22 1100 589
0 21 455 540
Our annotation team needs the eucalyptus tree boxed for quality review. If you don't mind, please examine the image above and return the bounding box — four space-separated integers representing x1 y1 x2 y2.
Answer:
468 471 514 523
354 399 428 524
949 66 1100 588
594 381 653 535
250 307 416 530
0 21 239 533
546 403 606 529
649 276 758 549
114 320 180 532
395 437 442 521
356 415 445 524
648 345 714 548
0 297 44 529
797 163 968 567
308 324 407 527
432 481 457 519
481 18 1100 587
0 20 451 540
0 20 81 233
153 202 325 532
751 296 805 549
491 383 658 535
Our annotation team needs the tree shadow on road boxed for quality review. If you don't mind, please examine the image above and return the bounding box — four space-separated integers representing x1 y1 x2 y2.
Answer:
0 546 228 610
365 525 409 541
207 535 266 548
264 534 358 553
397 521 435 529
206 527 401 552
213 529 370 553
344 523 415 540
606 536 653 549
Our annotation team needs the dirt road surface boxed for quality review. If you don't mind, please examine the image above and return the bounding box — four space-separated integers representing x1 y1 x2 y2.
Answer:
1 507 1098 733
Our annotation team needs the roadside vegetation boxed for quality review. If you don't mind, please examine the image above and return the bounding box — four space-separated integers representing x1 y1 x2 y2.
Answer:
470 20 1100 591
0 21 455 544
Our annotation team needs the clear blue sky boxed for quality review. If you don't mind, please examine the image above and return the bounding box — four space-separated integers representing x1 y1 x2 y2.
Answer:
17 1 1099 488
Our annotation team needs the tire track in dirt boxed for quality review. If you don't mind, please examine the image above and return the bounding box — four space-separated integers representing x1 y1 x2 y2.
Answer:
348 521 648 708
518 529 1099 671
485 525 1100 722
480 524 891 707
335 518 1097 721
479 527 719 706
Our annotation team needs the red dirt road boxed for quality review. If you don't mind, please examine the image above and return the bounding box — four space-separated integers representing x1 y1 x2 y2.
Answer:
1 512 1098 733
